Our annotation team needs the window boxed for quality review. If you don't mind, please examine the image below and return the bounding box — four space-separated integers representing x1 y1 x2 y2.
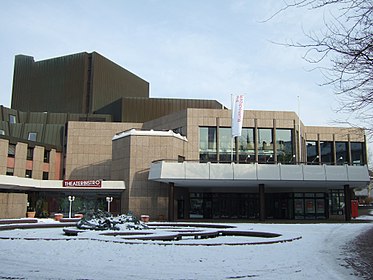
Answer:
27 147 34 160
306 141 318 164
44 150 50 163
28 132 37 141
9 115 16 124
330 190 345 215
8 144 16 158
276 129 294 164
219 127 234 163
199 127 217 163
258 128 273 163
189 193 204 219
294 192 326 219
42 172 49 180
336 142 348 165
6 168 14 176
351 142 365 165
25 169 32 178
239 128 255 163
320 141 333 165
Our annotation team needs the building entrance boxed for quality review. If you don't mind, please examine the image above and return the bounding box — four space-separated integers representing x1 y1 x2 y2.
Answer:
188 191 328 220
189 193 259 219
265 193 293 219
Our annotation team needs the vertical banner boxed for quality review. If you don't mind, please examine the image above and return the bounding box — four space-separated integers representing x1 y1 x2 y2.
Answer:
231 94 244 137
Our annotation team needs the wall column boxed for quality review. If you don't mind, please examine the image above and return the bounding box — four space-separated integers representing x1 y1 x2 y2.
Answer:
344 184 351 221
259 184 265 221
168 182 175 222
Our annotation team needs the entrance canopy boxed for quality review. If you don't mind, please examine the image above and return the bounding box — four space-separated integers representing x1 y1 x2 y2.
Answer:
0 175 125 192
149 161 370 189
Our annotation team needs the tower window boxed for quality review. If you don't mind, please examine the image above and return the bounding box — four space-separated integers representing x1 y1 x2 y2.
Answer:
28 132 37 141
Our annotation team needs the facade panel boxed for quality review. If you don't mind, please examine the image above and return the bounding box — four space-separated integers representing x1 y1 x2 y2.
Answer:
12 53 87 113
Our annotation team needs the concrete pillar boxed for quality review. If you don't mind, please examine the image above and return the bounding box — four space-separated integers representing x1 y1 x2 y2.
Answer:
344 184 351 221
168 182 175 222
259 184 265 221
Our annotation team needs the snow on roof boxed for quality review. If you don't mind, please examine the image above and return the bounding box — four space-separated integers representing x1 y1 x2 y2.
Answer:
112 129 188 142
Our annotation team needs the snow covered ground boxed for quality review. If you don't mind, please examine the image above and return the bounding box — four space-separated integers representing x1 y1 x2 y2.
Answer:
0 215 372 280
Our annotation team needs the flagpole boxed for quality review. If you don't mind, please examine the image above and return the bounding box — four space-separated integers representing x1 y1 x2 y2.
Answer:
297 96 301 163
231 94 234 163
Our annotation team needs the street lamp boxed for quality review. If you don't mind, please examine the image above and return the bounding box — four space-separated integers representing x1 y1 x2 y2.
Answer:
106 196 113 213
68 195 75 218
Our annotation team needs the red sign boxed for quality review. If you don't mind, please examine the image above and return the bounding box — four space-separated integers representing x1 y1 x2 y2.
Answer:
63 180 102 188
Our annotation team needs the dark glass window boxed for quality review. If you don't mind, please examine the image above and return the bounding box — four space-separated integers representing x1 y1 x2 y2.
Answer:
8 144 16 158
27 147 34 160
200 127 217 163
276 129 294 164
239 128 255 163
294 192 326 219
44 150 50 163
42 172 49 180
336 142 348 165
9 115 16 124
219 127 234 163
306 141 318 164
189 192 259 219
330 190 344 215
189 193 204 219
28 132 37 141
320 141 333 165
6 168 14 176
258 128 273 163
351 142 365 165
25 169 32 178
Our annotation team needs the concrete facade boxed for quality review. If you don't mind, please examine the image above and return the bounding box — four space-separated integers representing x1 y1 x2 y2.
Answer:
65 121 142 180
111 130 187 219
0 193 27 219
0 139 61 180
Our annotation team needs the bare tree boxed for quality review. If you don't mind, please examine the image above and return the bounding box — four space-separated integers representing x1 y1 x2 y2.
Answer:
273 0 373 134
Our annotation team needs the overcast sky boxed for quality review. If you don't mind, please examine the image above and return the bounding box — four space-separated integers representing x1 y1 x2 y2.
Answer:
0 0 360 129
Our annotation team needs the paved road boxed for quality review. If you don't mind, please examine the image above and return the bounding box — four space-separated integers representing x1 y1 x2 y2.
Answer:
348 207 373 279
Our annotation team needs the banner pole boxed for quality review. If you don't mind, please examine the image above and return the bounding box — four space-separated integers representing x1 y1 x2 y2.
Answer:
231 94 234 162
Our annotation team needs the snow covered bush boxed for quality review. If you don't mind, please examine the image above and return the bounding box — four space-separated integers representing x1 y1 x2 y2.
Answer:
77 210 148 231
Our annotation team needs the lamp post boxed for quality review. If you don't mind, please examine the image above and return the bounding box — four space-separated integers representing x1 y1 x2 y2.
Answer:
68 195 75 218
106 196 113 213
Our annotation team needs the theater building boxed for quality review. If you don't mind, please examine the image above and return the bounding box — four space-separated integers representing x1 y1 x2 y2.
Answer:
0 52 369 221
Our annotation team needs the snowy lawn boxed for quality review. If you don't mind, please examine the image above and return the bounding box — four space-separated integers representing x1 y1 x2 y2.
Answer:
0 218 372 280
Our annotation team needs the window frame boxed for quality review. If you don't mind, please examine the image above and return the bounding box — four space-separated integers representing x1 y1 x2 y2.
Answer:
28 132 37 142
9 114 16 124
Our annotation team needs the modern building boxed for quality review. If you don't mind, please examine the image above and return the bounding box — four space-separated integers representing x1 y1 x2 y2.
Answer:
11 52 149 114
0 52 370 221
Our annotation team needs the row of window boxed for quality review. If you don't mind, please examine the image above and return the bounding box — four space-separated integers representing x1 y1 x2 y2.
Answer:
199 127 366 165
189 190 345 219
0 115 16 135
7 144 50 162
6 167 49 180
0 129 38 141
200 127 294 164
306 141 365 165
